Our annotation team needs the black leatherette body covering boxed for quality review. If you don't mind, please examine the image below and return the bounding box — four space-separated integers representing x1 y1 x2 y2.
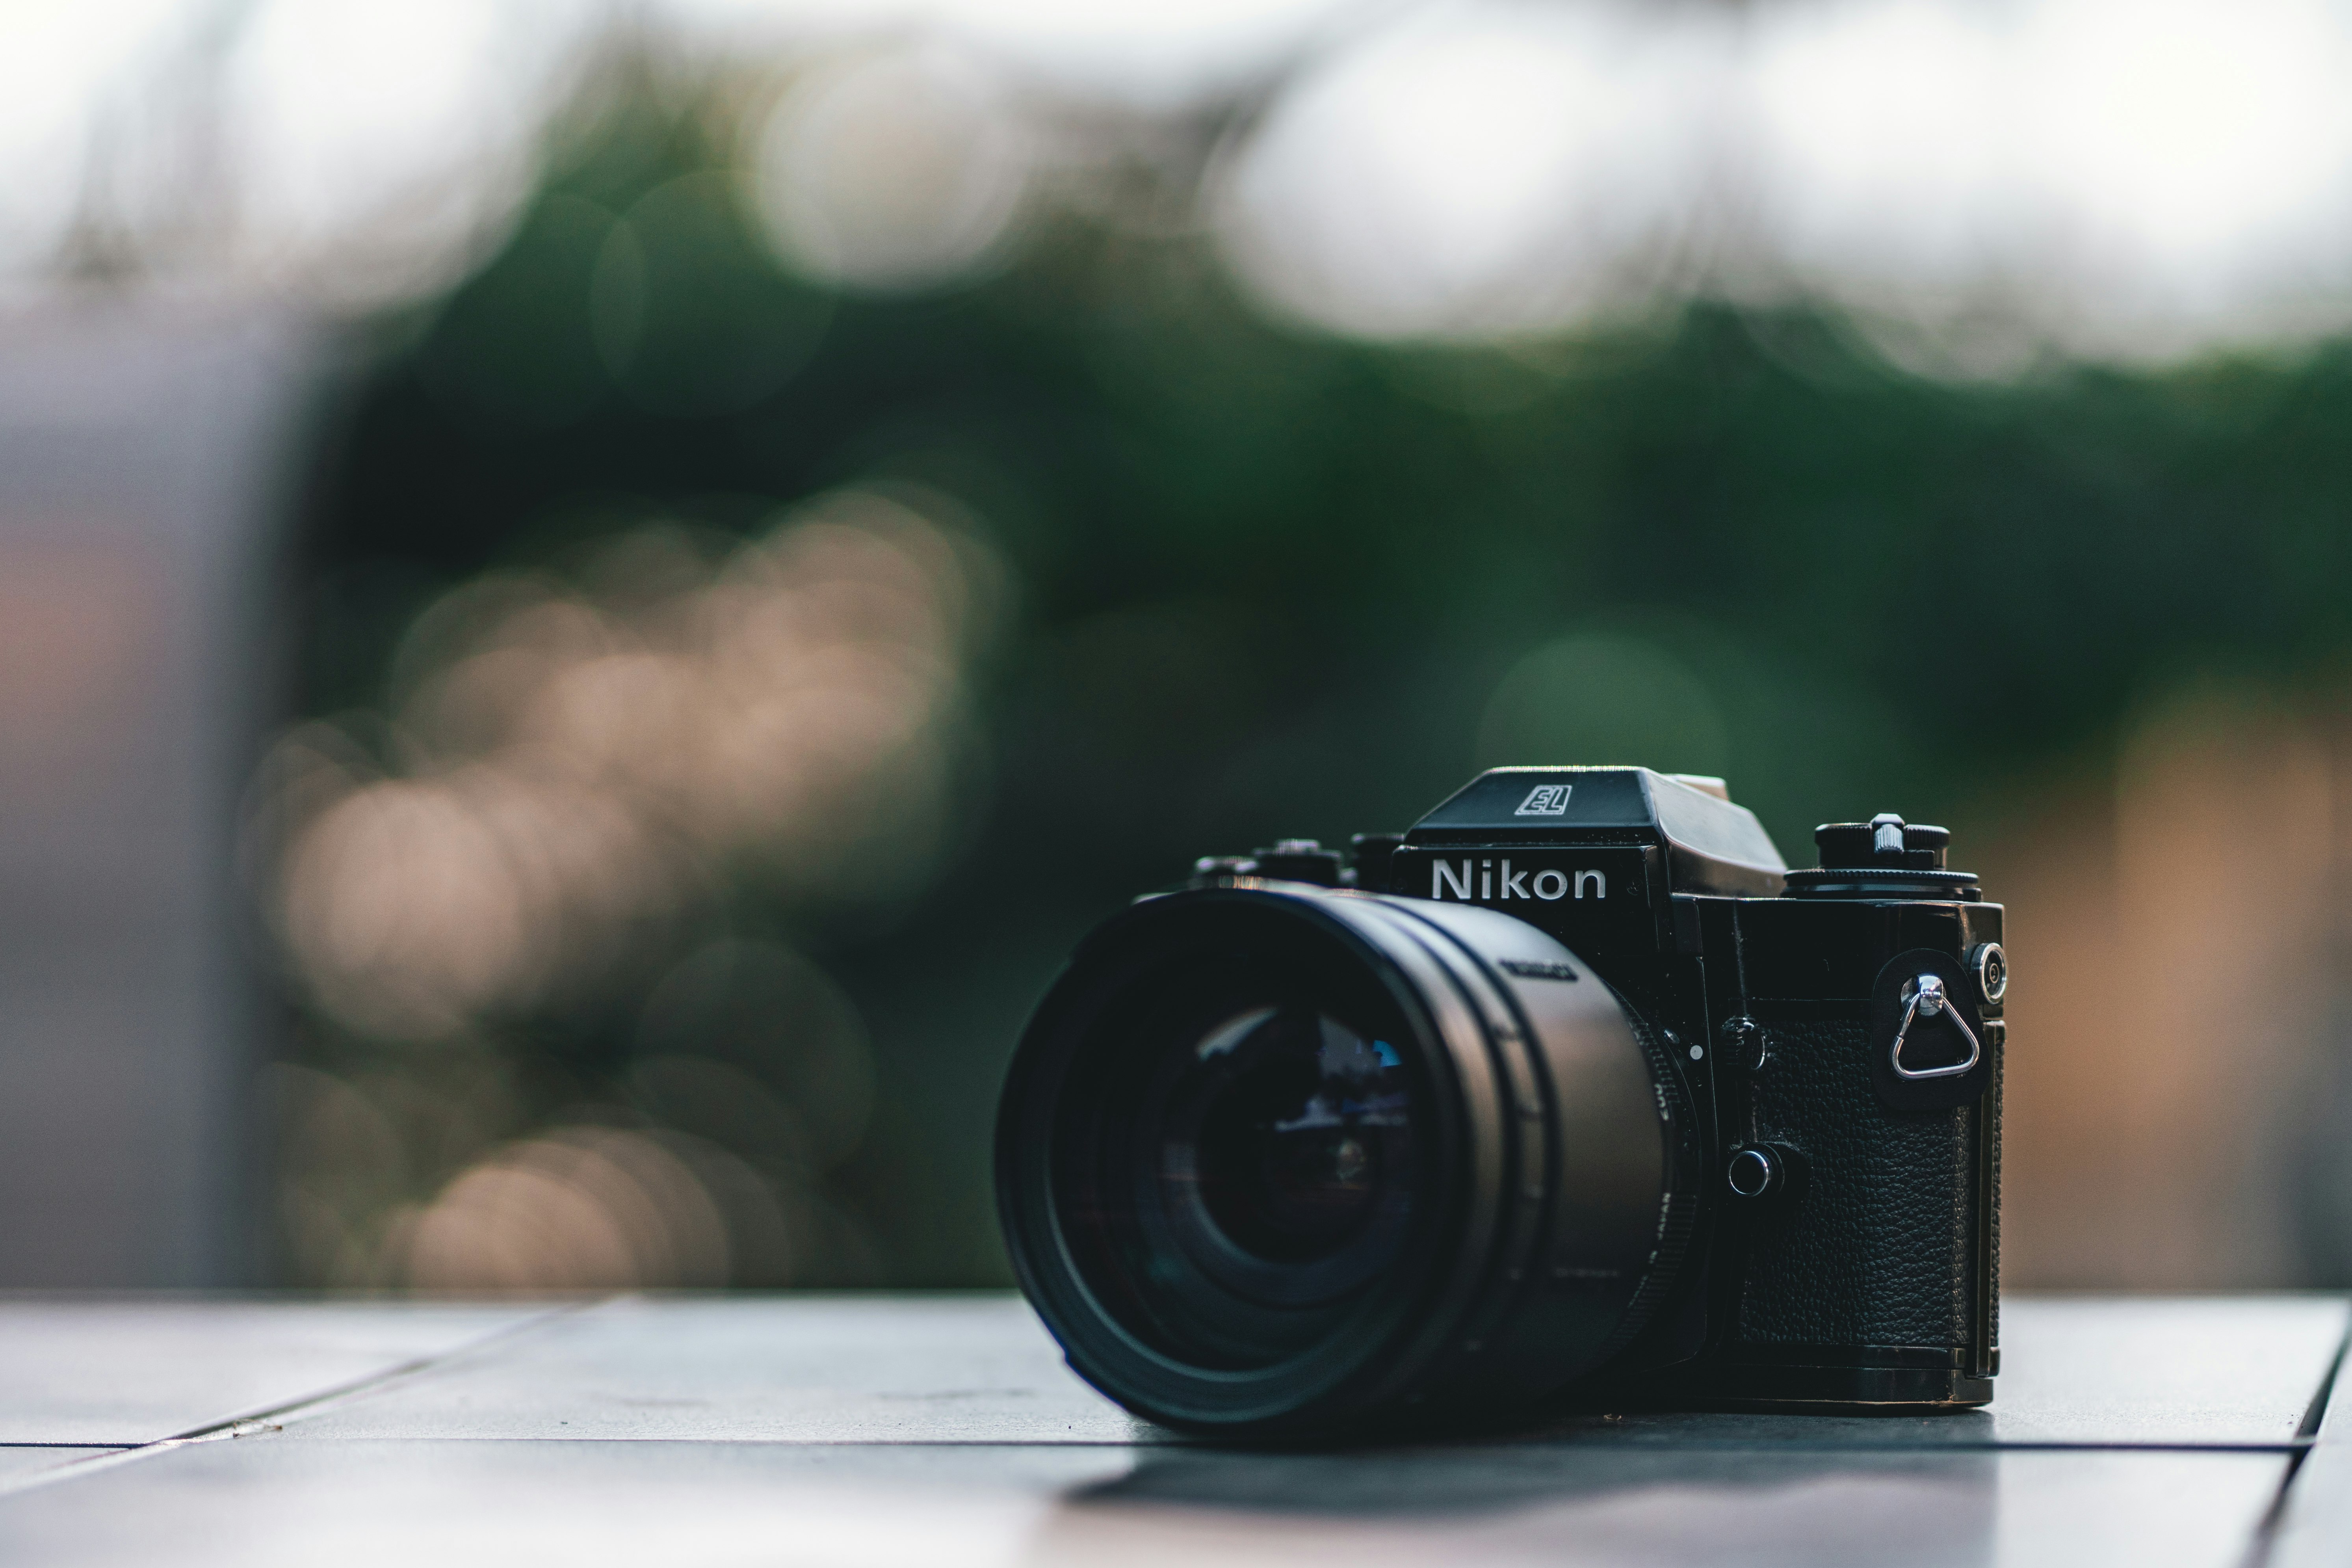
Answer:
1735 1014 1997 1351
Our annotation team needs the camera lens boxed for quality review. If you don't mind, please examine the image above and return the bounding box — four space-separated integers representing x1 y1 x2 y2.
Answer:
996 885 1694 1437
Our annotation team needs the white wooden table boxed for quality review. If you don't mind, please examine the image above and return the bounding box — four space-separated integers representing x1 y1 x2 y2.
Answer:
0 1294 2342 1566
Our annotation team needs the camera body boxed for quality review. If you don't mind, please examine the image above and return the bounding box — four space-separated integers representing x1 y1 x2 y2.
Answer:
1353 767 2003 1408
996 765 2004 1435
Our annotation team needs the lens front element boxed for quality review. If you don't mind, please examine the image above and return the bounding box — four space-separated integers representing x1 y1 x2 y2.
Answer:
1166 1008 1414 1305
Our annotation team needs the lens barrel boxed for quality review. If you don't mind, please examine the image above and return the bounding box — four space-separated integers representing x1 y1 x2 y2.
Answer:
995 882 1694 1438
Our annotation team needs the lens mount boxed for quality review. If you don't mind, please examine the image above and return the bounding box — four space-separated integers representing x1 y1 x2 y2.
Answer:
995 882 1694 1437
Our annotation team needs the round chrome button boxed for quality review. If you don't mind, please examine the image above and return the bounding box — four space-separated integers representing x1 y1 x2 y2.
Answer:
1726 1146 1778 1199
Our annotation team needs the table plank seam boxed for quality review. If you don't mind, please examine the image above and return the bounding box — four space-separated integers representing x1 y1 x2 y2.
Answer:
156 1300 613 1443
2242 1313 2352 1568
0 1298 613 1501
59 1436 2305 1451
2292 1317 2350 1443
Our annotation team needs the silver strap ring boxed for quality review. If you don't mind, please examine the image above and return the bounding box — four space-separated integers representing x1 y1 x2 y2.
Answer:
1891 973 1981 1081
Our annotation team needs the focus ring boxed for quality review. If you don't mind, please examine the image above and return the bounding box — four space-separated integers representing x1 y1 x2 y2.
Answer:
1373 898 1684 1409
1312 896 1548 1409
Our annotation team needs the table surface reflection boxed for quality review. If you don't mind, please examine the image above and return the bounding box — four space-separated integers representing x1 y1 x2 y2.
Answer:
0 1293 2342 1567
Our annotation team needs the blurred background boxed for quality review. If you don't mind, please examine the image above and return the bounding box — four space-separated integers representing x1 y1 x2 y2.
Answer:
6 0 2352 1293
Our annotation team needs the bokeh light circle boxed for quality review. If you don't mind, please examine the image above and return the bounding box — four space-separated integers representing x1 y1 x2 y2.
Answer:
748 46 1034 292
1212 1 1724 341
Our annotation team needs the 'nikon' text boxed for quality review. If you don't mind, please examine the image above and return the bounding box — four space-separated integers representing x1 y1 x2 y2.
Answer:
1430 860 1604 902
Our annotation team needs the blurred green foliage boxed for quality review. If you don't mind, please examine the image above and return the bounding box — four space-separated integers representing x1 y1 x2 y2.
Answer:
292 59 2352 1283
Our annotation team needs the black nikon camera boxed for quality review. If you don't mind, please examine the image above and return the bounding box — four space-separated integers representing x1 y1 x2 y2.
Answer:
995 767 2005 1438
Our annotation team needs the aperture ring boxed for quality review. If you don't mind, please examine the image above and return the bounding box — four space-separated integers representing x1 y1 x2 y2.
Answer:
1585 999 1700 1367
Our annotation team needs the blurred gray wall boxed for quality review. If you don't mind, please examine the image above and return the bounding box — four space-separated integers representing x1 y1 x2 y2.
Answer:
0 301 317 1284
